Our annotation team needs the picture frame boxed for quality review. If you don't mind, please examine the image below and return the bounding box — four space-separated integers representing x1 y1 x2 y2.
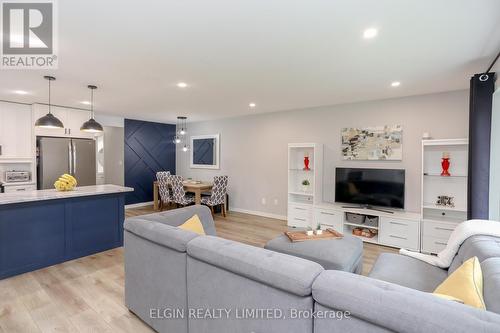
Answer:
190 134 220 169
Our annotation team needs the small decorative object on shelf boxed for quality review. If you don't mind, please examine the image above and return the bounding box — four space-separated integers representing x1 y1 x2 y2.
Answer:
306 227 314 236
436 195 455 208
303 153 310 170
441 152 451 176
301 179 310 192
314 223 323 235
54 174 77 191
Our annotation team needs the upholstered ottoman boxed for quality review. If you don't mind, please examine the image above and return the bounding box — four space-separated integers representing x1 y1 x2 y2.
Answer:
264 234 363 274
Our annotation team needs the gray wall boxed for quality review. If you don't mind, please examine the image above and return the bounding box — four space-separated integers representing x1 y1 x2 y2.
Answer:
177 90 469 216
104 126 125 186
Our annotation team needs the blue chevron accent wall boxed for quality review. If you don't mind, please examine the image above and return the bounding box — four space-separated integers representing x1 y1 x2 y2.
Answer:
124 119 176 205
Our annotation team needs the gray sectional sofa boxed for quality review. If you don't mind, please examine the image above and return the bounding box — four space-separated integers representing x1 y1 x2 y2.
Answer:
124 206 500 333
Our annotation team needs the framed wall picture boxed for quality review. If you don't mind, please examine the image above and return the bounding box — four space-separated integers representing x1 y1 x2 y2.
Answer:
341 125 403 160
190 134 220 169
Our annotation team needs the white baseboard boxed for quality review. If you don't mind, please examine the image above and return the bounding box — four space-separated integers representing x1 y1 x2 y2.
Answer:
231 207 287 221
125 201 154 209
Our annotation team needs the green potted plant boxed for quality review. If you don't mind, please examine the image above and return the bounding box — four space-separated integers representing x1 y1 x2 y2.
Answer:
315 223 323 235
301 179 310 192
306 226 314 236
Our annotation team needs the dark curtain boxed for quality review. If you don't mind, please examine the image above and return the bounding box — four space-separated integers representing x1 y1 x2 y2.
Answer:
468 73 496 219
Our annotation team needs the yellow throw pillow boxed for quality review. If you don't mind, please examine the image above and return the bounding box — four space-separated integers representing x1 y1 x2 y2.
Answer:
178 214 206 235
433 256 485 309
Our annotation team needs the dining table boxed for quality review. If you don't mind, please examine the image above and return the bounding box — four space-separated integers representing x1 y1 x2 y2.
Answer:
153 180 213 211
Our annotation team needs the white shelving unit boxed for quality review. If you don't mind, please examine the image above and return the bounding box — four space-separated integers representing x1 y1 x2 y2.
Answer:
287 143 322 228
421 139 468 254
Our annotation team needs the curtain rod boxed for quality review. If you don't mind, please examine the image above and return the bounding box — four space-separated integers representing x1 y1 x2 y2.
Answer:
485 49 500 74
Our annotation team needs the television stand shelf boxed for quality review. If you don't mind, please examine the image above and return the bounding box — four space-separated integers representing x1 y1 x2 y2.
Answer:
341 205 395 214
313 203 421 251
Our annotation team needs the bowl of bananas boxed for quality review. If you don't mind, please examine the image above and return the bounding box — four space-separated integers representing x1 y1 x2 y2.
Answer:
54 174 78 191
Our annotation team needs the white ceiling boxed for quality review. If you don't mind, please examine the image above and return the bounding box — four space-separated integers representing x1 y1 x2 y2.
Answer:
1 0 499 122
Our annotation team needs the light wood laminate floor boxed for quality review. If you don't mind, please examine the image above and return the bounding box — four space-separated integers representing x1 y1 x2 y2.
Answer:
0 205 397 333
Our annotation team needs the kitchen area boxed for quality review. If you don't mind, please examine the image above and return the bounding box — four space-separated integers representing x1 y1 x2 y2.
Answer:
0 101 123 192
0 93 131 279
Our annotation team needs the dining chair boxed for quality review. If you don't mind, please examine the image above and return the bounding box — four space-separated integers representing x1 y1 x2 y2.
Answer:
201 175 228 217
171 175 195 207
156 171 172 210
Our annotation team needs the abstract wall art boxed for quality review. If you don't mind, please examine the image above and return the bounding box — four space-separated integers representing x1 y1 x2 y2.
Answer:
341 125 403 160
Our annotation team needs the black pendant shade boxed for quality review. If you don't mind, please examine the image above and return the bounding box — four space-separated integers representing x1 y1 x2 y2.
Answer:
81 84 103 133
80 118 103 132
35 76 64 129
35 112 64 128
35 78 103 132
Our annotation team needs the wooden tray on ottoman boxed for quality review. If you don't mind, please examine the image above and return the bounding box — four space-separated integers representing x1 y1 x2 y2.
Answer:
284 229 344 242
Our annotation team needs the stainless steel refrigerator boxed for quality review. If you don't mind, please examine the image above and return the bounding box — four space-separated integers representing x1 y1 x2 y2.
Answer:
37 137 96 189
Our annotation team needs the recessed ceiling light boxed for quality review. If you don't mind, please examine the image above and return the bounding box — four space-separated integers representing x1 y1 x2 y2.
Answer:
80 101 91 105
177 82 188 88
391 81 401 87
13 90 29 95
363 28 378 39
249 103 256 108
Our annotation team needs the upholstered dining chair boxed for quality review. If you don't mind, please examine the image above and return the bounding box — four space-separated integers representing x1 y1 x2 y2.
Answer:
171 175 195 207
201 175 228 217
156 171 173 210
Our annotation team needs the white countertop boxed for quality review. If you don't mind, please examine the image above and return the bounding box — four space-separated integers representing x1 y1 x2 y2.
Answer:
0 184 134 205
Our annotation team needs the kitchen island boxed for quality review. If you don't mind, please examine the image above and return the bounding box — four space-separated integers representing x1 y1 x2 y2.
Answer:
0 185 134 279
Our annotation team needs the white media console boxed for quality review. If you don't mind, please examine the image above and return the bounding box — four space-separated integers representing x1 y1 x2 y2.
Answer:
289 202 421 251
287 140 469 253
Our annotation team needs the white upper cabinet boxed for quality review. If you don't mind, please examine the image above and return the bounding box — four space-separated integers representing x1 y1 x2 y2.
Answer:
33 104 95 139
0 102 33 159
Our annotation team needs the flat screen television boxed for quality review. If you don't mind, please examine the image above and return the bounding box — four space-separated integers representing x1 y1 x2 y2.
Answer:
335 168 405 210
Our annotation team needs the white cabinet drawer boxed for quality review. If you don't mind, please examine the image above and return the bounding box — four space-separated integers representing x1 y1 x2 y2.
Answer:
422 236 448 254
289 204 311 219
423 220 456 239
288 204 312 228
314 208 342 231
379 217 419 251
3 184 36 193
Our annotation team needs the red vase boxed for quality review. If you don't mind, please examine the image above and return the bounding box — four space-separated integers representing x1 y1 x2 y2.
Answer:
441 158 451 176
303 156 310 171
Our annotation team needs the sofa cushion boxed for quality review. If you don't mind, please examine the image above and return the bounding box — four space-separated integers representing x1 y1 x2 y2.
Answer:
126 205 217 236
449 235 500 274
313 270 500 333
434 257 485 309
369 253 447 292
187 236 324 296
179 214 205 235
124 219 198 252
483 258 500 314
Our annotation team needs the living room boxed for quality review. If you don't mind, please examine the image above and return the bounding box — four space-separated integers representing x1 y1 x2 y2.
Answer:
0 1 500 332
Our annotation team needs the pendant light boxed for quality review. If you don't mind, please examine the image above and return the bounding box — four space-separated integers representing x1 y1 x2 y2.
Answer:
173 116 189 151
80 85 103 133
173 116 182 144
35 76 64 128
179 116 187 136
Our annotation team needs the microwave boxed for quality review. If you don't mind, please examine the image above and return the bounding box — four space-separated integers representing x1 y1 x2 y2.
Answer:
5 171 31 183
